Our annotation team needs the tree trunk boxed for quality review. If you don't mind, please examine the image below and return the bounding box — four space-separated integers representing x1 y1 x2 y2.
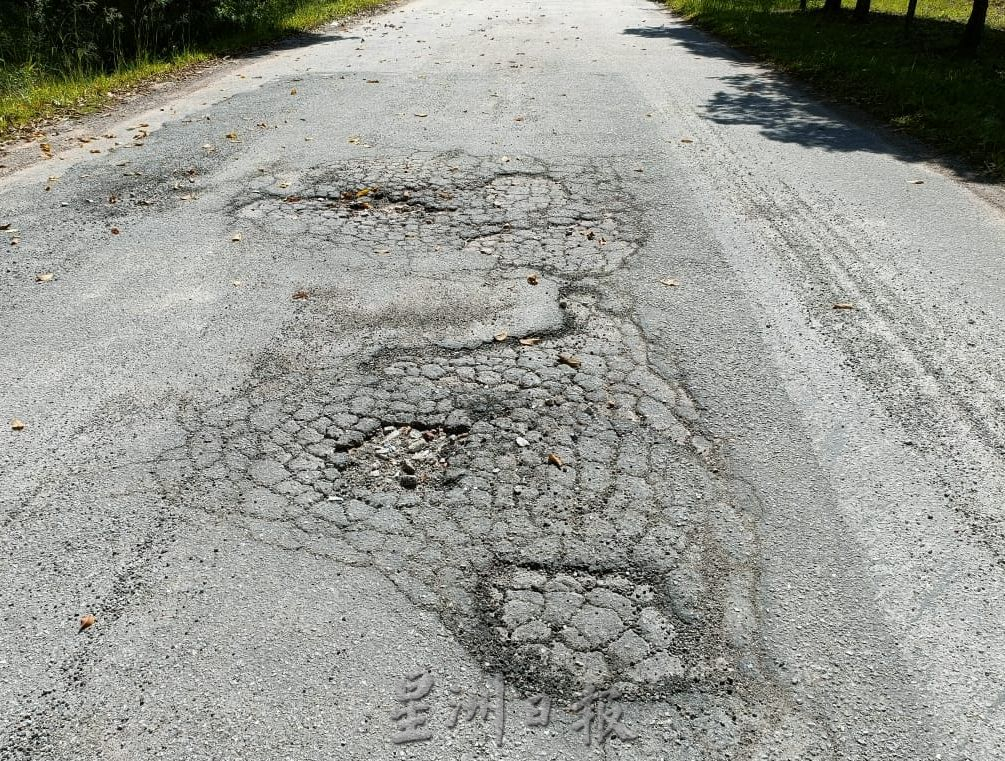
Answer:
905 0 919 28
800 0 808 10
824 0 842 12
854 0 872 20
960 0 989 52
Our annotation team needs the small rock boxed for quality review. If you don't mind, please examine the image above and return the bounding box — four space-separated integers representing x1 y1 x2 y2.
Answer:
401 460 416 475
444 410 471 433
399 474 418 489
516 436 529 447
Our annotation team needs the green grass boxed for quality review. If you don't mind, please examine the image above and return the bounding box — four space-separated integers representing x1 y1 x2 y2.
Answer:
0 0 390 137
662 0 1005 180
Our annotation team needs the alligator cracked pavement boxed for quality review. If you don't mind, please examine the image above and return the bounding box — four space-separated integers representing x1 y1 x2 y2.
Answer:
2 0 1005 759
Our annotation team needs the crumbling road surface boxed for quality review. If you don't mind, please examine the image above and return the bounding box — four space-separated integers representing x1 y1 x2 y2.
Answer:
2 0 1004 759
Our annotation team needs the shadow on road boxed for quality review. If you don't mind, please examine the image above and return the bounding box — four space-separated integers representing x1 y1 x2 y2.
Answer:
240 31 362 60
622 24 961 176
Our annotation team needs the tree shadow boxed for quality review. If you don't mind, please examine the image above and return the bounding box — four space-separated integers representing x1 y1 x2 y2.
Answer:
702 72 900 154
234 31 362 61
623 19 1003 181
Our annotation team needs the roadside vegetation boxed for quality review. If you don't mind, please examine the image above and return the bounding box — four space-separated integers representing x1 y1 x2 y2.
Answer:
0 0 390 136
662 0 1005 180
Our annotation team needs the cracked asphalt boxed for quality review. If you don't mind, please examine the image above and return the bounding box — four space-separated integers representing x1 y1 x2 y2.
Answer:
2 0 1005 759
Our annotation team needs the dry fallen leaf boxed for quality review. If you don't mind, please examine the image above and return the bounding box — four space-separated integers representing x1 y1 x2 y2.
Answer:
110 227 120 235
10 418 25 431
355 187 375 199
78 614 95 632
225 132 238 140
558 354 581 369
659 278 679 287
680 138 694 144
494 331 509 342
292 290 310 300
527 274 539 285
908 180 924 185
35 272 54 283
290 88 298 95
348 135 361 144
519 337 542 346
0 223 10 231
832 302 856 310
231 232 242 242
548 453 564 468
414 112 429 118
40 142 52 156
366 79 380 84
89 148 101 154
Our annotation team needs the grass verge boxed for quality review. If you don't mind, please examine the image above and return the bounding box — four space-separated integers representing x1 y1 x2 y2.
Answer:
661 0 1005 180
0 0 391 138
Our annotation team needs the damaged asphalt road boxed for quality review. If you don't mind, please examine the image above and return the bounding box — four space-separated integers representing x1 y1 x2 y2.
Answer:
2 0 1005 759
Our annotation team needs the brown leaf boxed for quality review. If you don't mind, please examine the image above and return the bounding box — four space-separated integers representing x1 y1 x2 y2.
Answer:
40 142 52 156
355 187 375 199
832 302 856 310
10 418 25 431
0 223 10 231
89 148 101 154
907 180 924 185
526 274 539 285
558 354 581 369
680 138 694 144
292 290 310 300
519 337 541 346
414 112 429 118
78 614 95 632
225 132 238 140
110 227 120 235
659 278 679 287
290 88 298 95
494 331 509 342
35 272 54 283
366 79 380 84
548 452 564 468
231 232 242 242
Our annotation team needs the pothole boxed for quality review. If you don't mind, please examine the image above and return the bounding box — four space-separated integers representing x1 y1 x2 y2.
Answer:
238 153 639 277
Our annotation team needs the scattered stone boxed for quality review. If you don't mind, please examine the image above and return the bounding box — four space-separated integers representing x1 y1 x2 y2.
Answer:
443 410 471 433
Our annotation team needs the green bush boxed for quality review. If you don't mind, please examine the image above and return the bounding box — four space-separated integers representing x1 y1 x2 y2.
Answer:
0 0 301 72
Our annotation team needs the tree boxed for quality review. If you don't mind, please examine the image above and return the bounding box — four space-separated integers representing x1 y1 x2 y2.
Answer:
960 0 989 52
854 0 872 20
824 0 842 12
905 0 919 29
